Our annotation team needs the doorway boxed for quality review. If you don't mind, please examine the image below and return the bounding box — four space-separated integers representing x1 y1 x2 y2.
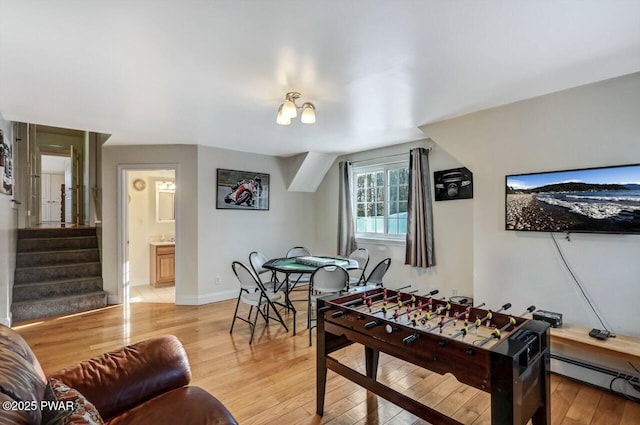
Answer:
120 166 177 304
40 155 67 224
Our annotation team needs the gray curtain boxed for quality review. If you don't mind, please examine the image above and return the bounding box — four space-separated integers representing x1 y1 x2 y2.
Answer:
405 147 434 267
337 161 357 256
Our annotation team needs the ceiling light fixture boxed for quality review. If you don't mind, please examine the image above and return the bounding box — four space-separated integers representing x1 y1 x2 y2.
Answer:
276 92 316 125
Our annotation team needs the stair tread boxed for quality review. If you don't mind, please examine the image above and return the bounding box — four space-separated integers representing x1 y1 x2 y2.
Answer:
14 276 103 287
12 291 107 305
13 227 104 322
17 228 97 238
17 248 99 255
15 261 101 270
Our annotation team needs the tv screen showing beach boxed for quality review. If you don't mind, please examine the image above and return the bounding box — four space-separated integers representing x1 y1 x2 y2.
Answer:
506 164 640 233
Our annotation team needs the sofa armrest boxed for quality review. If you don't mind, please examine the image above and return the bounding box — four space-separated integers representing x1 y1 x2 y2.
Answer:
48 335 191 421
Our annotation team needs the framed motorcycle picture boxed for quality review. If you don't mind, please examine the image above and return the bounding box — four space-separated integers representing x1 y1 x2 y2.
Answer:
216 168 270 210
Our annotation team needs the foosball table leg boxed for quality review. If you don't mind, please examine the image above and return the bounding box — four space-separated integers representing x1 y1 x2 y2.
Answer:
316 316 327 416
365 346 380 380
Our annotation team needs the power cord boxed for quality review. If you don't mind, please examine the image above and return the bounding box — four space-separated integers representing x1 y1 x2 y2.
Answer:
628 362 640 392
550 233 614 336
609 375 640 402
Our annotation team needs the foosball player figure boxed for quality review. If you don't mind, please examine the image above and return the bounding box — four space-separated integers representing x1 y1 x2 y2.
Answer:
438 316 446 334
452 311 459 326
411 311 419 327
417 300 423 313
382 303 388 316
486 310 493 328
445 302 452 318
461 326 469 340
475 317 482 335
410 294 416 308
406 305 412 323
393 308 399 321
367 298 373 312
421 310 431 326
428 297 433 312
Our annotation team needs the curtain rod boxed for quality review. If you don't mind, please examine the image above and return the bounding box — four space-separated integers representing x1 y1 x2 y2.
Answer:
349 147 431 164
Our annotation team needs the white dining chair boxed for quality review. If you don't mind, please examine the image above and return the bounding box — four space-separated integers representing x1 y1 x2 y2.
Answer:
285 246 312 285
230 261 289 344
307 265 349 346
248 251 278 291
347 248 369 286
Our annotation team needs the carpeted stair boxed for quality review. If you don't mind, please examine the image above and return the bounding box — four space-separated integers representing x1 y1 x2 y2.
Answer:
12 227 107 322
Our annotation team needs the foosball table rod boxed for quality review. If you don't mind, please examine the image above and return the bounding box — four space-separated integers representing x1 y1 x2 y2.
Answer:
370 289 439 315
450 302 512 340
426 302 487 333
476 305 536 347
342 285 413 308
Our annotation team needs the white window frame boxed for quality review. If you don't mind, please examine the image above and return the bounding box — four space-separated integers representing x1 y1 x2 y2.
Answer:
352 160 409 245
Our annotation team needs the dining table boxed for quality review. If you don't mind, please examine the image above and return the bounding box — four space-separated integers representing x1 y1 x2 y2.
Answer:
263 256 358 335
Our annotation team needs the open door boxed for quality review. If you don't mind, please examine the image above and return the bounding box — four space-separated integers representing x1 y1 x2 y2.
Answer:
64 155 72 224
65 145 83 225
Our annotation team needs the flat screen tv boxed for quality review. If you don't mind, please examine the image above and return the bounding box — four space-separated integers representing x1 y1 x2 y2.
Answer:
505 163 640 233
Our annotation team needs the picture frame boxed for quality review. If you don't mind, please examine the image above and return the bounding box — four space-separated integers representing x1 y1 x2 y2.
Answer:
434 167 473 201
0 129 13 196
216 168 269 210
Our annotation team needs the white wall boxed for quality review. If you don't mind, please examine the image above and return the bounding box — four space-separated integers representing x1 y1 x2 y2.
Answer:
421 72 640 338
0 115 16 325
196 145 316 304
314 139 474 299
102 145 198 304
103 144 316 306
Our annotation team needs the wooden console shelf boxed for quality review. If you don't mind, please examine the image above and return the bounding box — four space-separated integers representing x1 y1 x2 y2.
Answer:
150 242 175 287
551 324 640 365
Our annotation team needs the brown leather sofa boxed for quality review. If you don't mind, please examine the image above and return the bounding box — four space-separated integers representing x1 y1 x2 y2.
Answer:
0 324 238 424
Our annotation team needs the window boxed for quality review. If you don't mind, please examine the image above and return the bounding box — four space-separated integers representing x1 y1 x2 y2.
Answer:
353 162 409 240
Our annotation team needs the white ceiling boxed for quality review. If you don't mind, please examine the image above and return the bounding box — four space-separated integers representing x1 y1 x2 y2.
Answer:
1 1 639 157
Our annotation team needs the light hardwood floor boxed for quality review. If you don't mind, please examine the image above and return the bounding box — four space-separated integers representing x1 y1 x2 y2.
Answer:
129 284 175 303
14 299 640 425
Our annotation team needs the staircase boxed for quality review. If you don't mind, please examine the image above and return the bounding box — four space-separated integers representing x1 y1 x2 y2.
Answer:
12 227 107 322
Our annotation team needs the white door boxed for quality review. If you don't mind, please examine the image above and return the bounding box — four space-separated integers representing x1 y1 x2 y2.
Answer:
41 173 65 222
49 174 65 221
64 158 72 223
41 173 52 221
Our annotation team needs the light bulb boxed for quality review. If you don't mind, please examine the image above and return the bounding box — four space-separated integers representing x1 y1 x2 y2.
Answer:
282 99 297 118
300 104 316 124
276 104 291 125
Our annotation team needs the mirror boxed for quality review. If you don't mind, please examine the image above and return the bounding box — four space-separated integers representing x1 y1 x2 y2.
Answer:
156 181 175 222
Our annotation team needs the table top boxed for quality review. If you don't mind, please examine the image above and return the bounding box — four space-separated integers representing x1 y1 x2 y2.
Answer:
264 256 357 273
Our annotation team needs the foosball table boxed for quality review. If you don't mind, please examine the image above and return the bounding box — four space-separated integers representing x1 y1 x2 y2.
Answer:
316 286 550 425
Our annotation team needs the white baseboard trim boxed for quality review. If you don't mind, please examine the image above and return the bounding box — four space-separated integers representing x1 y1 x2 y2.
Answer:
1 313 11 327
106 290 236 306
176 289 237 306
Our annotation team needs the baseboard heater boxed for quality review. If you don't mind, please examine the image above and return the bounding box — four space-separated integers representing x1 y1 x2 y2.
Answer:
550 353 640 395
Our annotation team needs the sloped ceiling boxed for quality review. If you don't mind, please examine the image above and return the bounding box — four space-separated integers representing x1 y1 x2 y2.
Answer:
1 1 639 158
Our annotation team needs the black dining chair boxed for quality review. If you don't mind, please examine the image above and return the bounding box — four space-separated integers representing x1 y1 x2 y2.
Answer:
364 257 391 287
